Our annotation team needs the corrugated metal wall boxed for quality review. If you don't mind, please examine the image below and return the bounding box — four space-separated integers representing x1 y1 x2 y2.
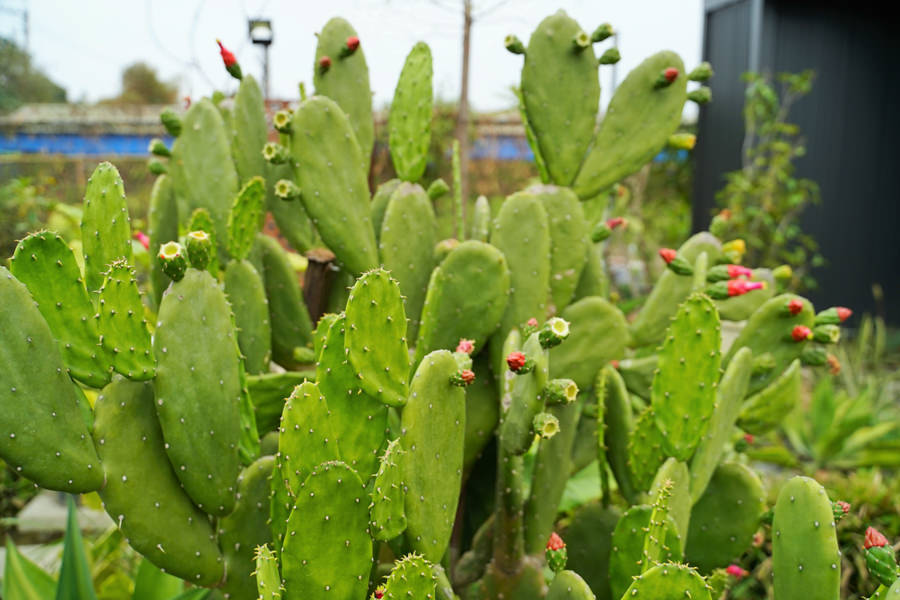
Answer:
695 0 899 323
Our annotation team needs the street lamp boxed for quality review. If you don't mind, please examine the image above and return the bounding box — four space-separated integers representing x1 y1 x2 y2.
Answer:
248 18 273 100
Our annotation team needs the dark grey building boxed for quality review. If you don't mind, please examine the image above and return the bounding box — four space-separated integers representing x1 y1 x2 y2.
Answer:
693 0 899 324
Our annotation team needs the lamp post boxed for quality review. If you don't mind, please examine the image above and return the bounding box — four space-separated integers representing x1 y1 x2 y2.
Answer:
248 18 273 100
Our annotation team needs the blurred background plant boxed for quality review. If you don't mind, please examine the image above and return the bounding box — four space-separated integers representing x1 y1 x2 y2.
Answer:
711 69 823 291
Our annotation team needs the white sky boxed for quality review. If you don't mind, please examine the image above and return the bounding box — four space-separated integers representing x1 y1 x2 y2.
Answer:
3 0 704 112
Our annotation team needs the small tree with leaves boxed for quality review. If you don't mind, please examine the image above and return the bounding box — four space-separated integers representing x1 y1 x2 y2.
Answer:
712 70 823 290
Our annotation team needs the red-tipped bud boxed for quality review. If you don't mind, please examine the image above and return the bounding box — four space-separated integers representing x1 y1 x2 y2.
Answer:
374 587 385 599
865 527 889 549
787 298 804 316
791 325 813 342
611 359 620 369
837 307 852 322
318 55 332 73
744 433 754 445
506 351 527 372
456 338 475 355
347 36 359 52
727 264 753 279
664 67 679 82
459 369 475 385
133 231 150 250
659 248 677 264
728 279 765 296
527 317 539 328
837 501 851 514
607 217 626 230
217 39 237 67
547 532 565 551
726 564 748 578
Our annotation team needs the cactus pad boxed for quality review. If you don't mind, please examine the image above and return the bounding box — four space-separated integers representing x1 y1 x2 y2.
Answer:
369 438 407 541
277 381 340 497
549 296 627 391
224 259 272 374
381 553 437 599
97 259 155 380
228 176 266 261
389 42 433 182
609 505 683 600
81 161 133 294
621 562 711 600
738 358 802 435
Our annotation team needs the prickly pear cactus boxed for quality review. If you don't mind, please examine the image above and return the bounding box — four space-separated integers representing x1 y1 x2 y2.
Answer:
257 235 313 368
148 174 178 307
80 161 133 294
231 75 268 185
369 438 407 542
772 476 841 600
608 504 683 600
228 176 267 261
380 554 437 599
545 570 595 600
92 379 223 585
10 231 111 388
620 562 711 600
254 545 284 599
738 358 802 435
401 350 466 562
281 461 372 600
0 266 104 493
389 42 433 182
519 10 599 185
224 259 271 374
314 17 375 164
97 259 155 380
153 269 243 516
549 296 627 391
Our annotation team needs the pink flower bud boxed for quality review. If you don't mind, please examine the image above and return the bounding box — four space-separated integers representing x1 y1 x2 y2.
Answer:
791 325 813 342
506 351 527 372
456 339 475 354
546 532 565 551
726 264 753 279
865 527 889 549
726 564 748 578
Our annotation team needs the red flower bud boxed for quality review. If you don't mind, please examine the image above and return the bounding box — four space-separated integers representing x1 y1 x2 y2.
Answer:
527 317 539 328
743 433 754 445
547 532 565 551
456 338 475 355
787 298 804 316
726 564 748 578
659 248 677 264
727 279 765 296
664 67 679 82
217 39 237 67
318 55 332 73
606 217 626 230
346 36 360 52
836 307 852 322
133 231 150 250
865 527 889 549
837 501 851 514
507 351 527 372
374 588 385 599
791 325 813 342
460 369 475 384
726 264 753 279
611 359 620 369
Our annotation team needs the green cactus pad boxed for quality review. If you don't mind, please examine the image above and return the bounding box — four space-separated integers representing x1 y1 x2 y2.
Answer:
371 179 403 244
389 42 433 182
715 269 775 321
651 292 721 460
549 296 627 391
187 208 220 274
154 269 243 516
247 371 312 433
170 99 239 261
269 462 294 549
524 400 579 555
621 562 711 600
529 185 589 314
500 332 549 456
92 380 223 585
414 240 510 367
345 269 410 407
10 232 111 388
649 459 692 542
628 407 667 493
546 570 595 600
686 462 765 572
739 358 803 435
772 476 841 600
369 438 407 541
725 293 814 395
148 175 179 308
491 190 551 366
254 545 284 600
228 176 267 261
690 347 752 502
0 267 103 492
225 259 272 374
463 352 500 474
281 461 372 600
600 365 637 504
609 505 683 600
266 169 315 255
316 314 387 478
382 554 437 599
379 182 437 341
231 75 268 185
563 503 620 600
314 17 375 166
402 350 466 562
277 381 340 497
220 455 275 600
520 11 599 185
257 235 313 368
289 96 377 274
573 50 688 199
629 232 722 347
470 195 492 242
97 259 155 380
573 242 609 304
80 161 133 294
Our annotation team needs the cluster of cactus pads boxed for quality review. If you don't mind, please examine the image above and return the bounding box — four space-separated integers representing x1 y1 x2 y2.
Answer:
0 10 888 600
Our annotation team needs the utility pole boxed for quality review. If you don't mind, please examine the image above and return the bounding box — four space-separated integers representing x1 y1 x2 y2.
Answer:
454 0 473 227
248 18 273 100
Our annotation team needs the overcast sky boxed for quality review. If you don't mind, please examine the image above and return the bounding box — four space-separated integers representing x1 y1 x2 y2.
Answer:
3 0 704 112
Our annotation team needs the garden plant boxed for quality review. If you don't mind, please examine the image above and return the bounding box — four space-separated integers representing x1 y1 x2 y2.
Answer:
1 10 895 600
